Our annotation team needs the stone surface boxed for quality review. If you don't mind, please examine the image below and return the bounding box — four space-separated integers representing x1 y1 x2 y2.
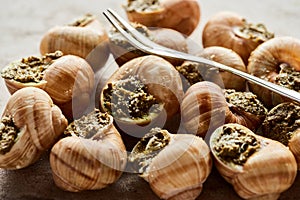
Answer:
1 0 300 199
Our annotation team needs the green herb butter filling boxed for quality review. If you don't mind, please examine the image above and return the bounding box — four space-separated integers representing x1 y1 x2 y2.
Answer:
233 19 274 43
225 89 267 116
1 51 63 83
103 75 160 120
68 13 95 27
175 62 204 86
129 127 171 173
0 116 19 155
262 102 300 146
275 64 300 92
214 125 260 166
64 109 111 139
126 0 162 12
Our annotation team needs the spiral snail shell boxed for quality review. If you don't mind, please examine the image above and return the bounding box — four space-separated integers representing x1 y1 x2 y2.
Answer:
100 55 183 142
40 14 109 71
124 0 201 36
210 123 297 200
247 36 300 108
1 51 95 120
50 109 127 192
129 128 212 200
202 11 274 64
0 87 68 169
181 81 267 138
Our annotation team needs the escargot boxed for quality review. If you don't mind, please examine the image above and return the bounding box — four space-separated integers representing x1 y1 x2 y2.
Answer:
202 11 274 64
128 127 212 200
181 81 267 138
176 46 247 91
210 123 297 200
261 102 300 169
40 14 109 71
1 51 95 120
124 0 201 36
108 22 187 66
50 109 127 192
247 36 300 107
0 87 68 169
100 55 183 144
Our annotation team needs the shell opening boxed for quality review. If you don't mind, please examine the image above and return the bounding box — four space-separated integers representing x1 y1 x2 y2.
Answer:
175 62 204 87
64 109 111 139
233 19 274 43
102 75 161 121
0 51 63 83
0 115 19 155
262 102 300 146
224 89 267 116
213 125 260 166
68 13 95 27
275 64 300 92
125 0 162 12
128 127 170 174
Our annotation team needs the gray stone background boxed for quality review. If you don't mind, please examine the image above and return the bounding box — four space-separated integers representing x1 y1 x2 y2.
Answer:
1 0 300 199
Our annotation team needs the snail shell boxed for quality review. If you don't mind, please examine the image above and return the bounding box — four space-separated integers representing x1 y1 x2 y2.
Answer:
202 11 274 64
0 87 68 169
1 52 95 120
261 102 300 169
181 81 267 138
100 55 183 141
176 46 247 91
40 14 109 71
124 0 200 36
50 110 127 192
129 128 212 200
210 123 297 200
109 23 187 66
247 36 300 107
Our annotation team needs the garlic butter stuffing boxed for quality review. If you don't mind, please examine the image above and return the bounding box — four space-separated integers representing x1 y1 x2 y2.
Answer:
65 109 111 138
0 116 19 155
102 75 160 120
213 125 260 166
261 102 300 169
275 64 300 92
126 0 162 12
1 51 63 84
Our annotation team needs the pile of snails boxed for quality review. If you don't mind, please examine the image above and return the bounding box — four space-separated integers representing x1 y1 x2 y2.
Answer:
1 0 300 199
